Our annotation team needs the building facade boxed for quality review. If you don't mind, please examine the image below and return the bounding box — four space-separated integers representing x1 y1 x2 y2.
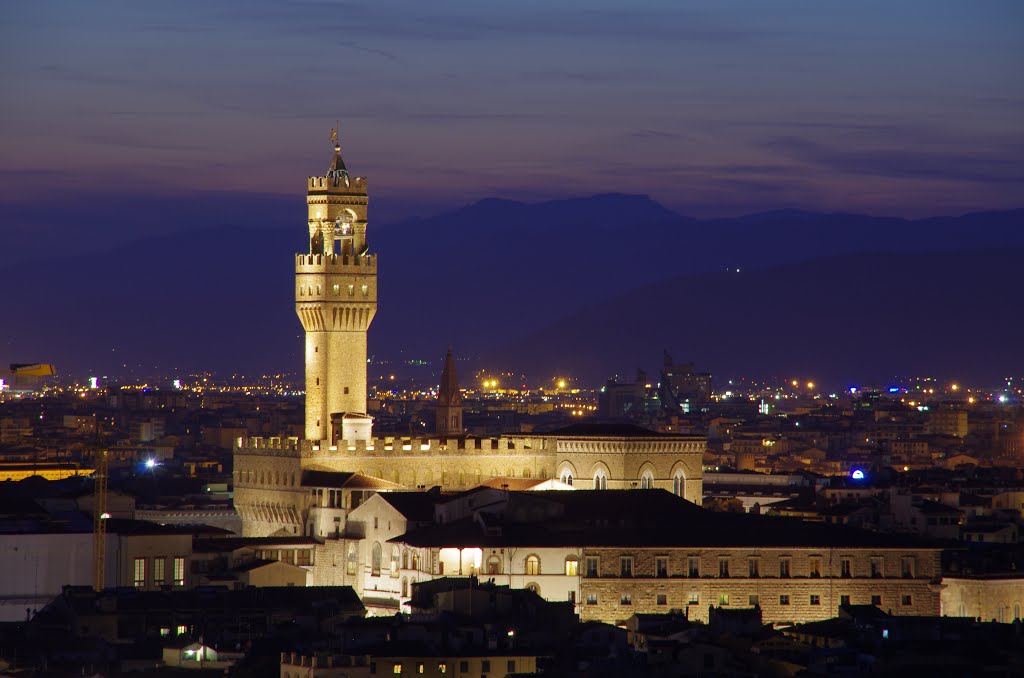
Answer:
233 135 705 538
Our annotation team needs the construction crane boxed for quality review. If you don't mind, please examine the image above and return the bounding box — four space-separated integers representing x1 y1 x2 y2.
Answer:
92 449 109 592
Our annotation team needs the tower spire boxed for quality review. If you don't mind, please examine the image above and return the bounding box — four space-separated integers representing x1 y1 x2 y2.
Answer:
327 123 348 183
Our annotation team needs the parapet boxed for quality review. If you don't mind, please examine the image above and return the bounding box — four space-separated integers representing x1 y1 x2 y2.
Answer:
239 435 541 458
307 176 367 194
295 253 377 272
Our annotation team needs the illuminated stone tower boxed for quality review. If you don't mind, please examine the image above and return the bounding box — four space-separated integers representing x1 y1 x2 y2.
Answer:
297 128 376 441
435 346 463 435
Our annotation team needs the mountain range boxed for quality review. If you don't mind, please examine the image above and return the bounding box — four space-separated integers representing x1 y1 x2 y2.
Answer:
2 193 1021 385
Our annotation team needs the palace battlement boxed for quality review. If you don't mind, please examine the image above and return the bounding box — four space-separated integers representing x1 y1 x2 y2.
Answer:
237 435 549 458
295 253 377 272
307 176 367 192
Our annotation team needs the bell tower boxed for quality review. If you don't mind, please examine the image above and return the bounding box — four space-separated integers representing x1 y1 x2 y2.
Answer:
435 346 463 436
297 128 377 441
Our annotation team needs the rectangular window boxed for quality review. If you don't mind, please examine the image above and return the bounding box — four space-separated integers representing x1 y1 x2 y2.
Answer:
133 557 146 588
780 594 790 606
438 664 446 674
481 660 490 673
620 593 633 605
393 664 402 675
620 557 633 578
153 557 165 586
688 592 699 606
841 558 852 578
719 558 730 578
870 557 884 578
417 663 424 674
657 594 668 606
779 558 791 578
749 594 759 607
748 558 759 578
460 661 468 672
902 594 912 606
656 557 668 578
840 594 851 606
568 591 576 605
871 594 882 606
688 557 700 578
508 660 516 672
565 558 579 577
176 624 187 635
297 549 312 566
173 557 185 586
585 557 599 578
586 593 598 605
901 556 915 578
810 594 821 606
718 593 730 606
809 557 822 578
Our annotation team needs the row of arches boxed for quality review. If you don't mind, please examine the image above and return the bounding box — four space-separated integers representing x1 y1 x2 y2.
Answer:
557 462 689 496
237 468 296 488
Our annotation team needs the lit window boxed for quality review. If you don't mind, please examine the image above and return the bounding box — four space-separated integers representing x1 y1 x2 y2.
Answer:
525 555 540 575
688 592 699 605
718 593 730 606
393 664 402 674
620 593 632 605
372 543 382 576
438 664 447 674
153 557 165 586
565 557 579 577
176 624 187 635
133 557 146 588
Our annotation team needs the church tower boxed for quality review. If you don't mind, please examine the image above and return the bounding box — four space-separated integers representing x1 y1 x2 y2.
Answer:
435 346 463 435
297 129 376 441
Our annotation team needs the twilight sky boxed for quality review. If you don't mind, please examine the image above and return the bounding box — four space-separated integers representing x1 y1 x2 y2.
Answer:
2 0 1022 222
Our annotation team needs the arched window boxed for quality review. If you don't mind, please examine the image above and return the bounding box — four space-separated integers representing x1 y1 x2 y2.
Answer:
402 551 409 570
486 555 502 575
525 554 541 576
401 577 409 598
523 467 531 479
640 470 654 490
525 582 541 596
412 553 419 570
564 556 579 576
1015 603 1021 621
371 542 382 576
673 470 685 497
593 469 607 490
391 546 400 577
560 470 573 486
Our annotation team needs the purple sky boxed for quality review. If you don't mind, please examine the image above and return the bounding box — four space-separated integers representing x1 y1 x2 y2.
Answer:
2 0 1022 222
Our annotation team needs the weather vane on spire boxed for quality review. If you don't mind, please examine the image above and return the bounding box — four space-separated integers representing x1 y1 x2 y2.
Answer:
330 121 339 146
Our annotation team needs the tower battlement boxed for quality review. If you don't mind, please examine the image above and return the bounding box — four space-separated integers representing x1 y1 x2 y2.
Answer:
295 253 377 272
307 175 367 193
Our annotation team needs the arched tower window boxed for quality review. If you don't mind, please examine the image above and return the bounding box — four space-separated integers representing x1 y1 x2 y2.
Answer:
593 469 607 490
560 469 573 486
640 469 654 490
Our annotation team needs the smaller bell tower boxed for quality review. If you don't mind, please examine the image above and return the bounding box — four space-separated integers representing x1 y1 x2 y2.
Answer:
435 346 463 436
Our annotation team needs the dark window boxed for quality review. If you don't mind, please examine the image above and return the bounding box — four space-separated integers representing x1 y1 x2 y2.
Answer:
585 557 599 578
780 559 790 578
840 595 851 606
656 558 668 578
719 559 729 578
780 594 790 605
810 594 821 606
902 595 912 606
482 660 490 672
689 557 700 577
871 594 882 606
620 558 633 578
749 594 759 607
657 594 667 605
841 559 852 578
748 559 759 578
507 661 516 672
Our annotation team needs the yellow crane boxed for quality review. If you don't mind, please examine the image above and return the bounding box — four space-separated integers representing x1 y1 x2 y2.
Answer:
92 449 109 591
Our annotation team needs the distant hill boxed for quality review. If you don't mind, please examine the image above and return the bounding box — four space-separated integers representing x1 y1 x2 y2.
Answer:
495 248 1024 385
2 193 1022 381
